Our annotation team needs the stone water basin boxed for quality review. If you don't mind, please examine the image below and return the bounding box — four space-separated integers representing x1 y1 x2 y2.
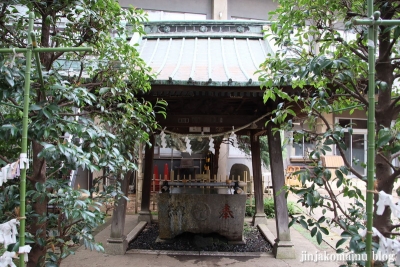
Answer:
158 187 246 243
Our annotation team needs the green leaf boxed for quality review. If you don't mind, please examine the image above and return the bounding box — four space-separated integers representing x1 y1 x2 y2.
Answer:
341 230 352 237
99 87 110 95
10 241 19 252
5 74 14 87
316 231 322 244
311 226 318 237
42 108 52 119
313 190 320 201
84 211 96 218
334 57 350 66
336 248 345 254
299 172 307 184
336 177 343 187
306 193 314 206
394 26 400 40
299 219 309 230
376 132 392 147
319 227 329 235
30 105 43 111
335 169 344 181
319 58 333 70
336 238 348 248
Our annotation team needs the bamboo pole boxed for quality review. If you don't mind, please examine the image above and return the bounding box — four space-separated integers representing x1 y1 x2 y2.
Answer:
364 9 377 266
18 12 34 267
352 12 400 267
0 47 92 53
0 11 92 266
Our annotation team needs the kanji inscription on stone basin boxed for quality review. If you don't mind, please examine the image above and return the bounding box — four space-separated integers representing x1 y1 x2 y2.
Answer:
158 188 246 242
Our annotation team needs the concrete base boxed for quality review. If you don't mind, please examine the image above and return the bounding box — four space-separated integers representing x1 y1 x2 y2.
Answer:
252 213 267 226
273 240 296 259
138 210 153 223
126 221 147 243
106 237 128 255
257 223 276 246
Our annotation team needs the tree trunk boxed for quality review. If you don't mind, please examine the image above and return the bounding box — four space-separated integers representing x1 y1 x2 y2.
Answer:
28 141 48 267
373 112 394 237
373 10 395 238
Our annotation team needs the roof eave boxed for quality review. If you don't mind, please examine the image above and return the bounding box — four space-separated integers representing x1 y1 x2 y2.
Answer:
150 79 261 87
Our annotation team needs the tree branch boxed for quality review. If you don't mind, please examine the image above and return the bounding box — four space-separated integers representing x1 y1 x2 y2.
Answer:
390 224 400 231
348 46 368 62
392 104 400 117
62 218 84 236
388 168 400 183
384 232 400 236
58 110 103 117
75 61 84 84
391 151 400 161
389 94 400 111
0 154 11 164
381 37 398 61
332 79 368 106
47 165 64 179
58 101 75 107
324 176 356 223
394 73 400 80
377 152 397 172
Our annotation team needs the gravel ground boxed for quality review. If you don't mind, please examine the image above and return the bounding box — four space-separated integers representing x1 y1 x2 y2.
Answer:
128 223 273 253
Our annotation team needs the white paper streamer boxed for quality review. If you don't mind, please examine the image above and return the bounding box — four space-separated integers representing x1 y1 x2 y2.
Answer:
376 191 400 217
368 39 375 48
0 251 17 267
7 219 19 245
160 130 167 148
9 48 16 69
230 131 238 148
208 136 215 154
357 192 400 265
376 191 393 215
0 219 20 247
19 153 29 170
1 165 10 186
185 136 192 155
7 162 19 180
18 245 31 262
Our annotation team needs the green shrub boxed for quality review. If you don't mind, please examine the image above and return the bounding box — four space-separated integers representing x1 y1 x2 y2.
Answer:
245 198 301 218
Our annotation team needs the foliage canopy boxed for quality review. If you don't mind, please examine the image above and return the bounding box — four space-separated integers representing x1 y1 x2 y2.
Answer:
260 0 400 263
0 1 166 266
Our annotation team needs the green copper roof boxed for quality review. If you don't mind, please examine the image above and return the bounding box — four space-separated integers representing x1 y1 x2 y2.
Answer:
135 20 275 87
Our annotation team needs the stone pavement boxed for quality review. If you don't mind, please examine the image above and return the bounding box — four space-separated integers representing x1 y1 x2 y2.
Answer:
62 214 344 267
61 178 400 266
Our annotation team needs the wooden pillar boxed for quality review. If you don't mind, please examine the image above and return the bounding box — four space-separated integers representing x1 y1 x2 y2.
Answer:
250 130 267 225
213 138 221 179
106 171 130 254
267 123 295 259
138 134 154 223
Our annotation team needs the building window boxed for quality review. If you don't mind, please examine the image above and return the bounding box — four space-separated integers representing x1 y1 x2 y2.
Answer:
289 122 315 160
335 118 367 176
293 136 314 158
